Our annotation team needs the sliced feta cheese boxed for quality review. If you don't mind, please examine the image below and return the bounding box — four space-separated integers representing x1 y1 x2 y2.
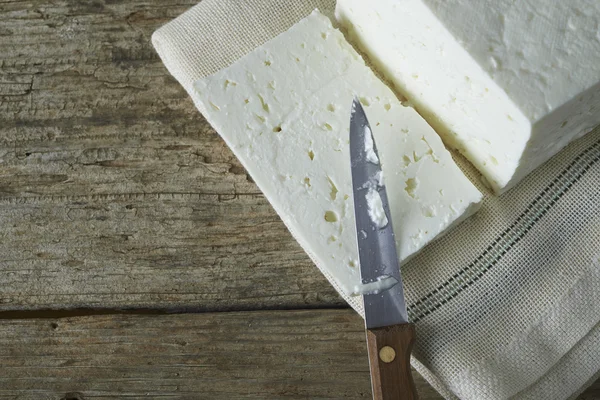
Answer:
193 10 482 294
336 0 600 193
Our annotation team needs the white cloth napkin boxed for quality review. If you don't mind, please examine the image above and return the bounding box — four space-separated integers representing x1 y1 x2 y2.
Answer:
152 1 600 398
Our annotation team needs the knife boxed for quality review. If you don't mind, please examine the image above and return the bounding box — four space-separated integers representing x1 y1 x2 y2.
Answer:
349 97 418 400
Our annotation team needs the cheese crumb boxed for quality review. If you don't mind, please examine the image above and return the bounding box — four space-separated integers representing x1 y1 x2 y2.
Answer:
366 188 388 228
364 126 379 164
351 275 398 296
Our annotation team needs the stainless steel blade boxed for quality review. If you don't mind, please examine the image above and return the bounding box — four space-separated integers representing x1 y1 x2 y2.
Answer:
349 98 409 329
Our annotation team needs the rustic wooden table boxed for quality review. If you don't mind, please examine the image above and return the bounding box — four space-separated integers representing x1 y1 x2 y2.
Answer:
0 1 598 399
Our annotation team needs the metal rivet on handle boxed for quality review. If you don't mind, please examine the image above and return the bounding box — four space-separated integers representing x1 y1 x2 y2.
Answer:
379 346 396 363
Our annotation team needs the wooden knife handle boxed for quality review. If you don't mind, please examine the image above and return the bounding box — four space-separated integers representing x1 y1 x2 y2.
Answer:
366 323 418 400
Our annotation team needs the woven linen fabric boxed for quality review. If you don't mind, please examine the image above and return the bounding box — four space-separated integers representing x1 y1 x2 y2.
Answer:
152 1 600 399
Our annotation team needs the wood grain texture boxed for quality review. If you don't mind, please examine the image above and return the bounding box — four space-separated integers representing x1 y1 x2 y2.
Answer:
0 309 442 400
0 309 596 400
0 0 342 311
0 192 344 311
366 324 418 400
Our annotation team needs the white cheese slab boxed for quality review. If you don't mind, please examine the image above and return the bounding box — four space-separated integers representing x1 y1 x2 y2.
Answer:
336 0 600 193
193 10 482 295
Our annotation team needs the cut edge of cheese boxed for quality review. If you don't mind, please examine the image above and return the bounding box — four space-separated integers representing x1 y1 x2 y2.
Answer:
514 81 600 186
191 9 482 296
335 0 535 193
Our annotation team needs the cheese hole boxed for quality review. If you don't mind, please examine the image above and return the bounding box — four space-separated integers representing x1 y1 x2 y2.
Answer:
422 206 436 218
300 43 306 48
209 102 220 111
561 120 568 128
244 99 250 104
257 94 270 112
421 137 439 163
321 32 327 39
327 235 337 244
254 114 265 123
405 178 418 199
327 177 338 200
304 177 311 187
273 126 282 133
344 194 350 200
507 114 514 121
268 81 276 90
413 151 422 162
384 103 391 111
403 155 411 166
327 104 335 112
323 123 333 131
359 97 370 107
308 150 315 160
348 260 356 268
324 211 338 223
264 60 272 66
401 128 409 134
224 80 237 88
295 57 300 62
490 156 499 166
376 122 380 126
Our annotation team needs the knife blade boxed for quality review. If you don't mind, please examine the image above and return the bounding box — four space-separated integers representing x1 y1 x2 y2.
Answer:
349 97 418 400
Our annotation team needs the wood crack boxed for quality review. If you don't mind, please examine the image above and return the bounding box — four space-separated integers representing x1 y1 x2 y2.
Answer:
0 304 351 320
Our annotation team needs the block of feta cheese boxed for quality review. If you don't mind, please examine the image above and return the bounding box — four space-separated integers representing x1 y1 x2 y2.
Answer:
193 10 482 295
336 0 600 193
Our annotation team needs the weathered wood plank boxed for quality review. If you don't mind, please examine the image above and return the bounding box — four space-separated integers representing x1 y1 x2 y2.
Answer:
1 0 257 197
0 309 597 399
0 192 343 310
0 309 441 399
0 0 346 310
